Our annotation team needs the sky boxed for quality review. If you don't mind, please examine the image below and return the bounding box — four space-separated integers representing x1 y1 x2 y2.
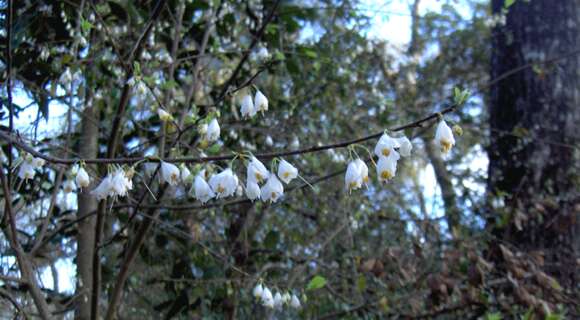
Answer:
4 0 487 296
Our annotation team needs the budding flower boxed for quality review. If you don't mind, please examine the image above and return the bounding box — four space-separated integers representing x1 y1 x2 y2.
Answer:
247 157 269 184
76 167 90 189
205 119 220 142
277 159 298 184
345 160 363 192
435 120 455 154
246 180 261 201
395 136 413 157
160 161 180 186
193 175 215 203
254 90 268 113
374 133 399 157
261 174 284 203
157 108 173 122
377 152 400 182
290 294 301 309
209 168 239 198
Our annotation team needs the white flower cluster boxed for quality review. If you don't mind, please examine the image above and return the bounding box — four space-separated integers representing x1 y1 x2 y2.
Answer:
90 167 134 200
199 118 221 144
17 155 46 180
240 89 268 118
253 283 302 309
345 119 455 192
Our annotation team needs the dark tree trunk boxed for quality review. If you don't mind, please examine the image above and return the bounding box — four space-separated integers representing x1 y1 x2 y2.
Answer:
488 0 580 287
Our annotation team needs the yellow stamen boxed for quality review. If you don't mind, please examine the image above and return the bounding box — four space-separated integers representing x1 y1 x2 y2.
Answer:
380 171 393 180
349 181 358 189
440 140 452 153
283 172 290 178
255 173 263 182
363 176 369 183
217 185 225 193
382 148 391 157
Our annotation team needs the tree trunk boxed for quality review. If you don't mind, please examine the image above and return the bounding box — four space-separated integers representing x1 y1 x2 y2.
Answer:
488 0 580 287
75 105 99 320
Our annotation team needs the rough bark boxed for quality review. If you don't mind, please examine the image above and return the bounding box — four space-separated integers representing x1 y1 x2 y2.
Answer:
488 0 580 287
75 105 99 320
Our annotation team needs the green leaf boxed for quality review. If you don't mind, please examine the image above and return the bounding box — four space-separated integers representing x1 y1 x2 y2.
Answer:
504 0 516 8
356 275 366 292
485 312 502 320
81 18 93 34
306 275 327 291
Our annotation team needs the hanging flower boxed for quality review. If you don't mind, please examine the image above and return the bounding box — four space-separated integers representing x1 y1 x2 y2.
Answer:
160 161 180 186
17 161 36 180
180 165 192 184
354 158 369 185
261 174 284 203
345 160 363 192
247 157 269 184
435 120 455 153
290 294 301 309
277 159 298 184
76 167 90 188
261 287 275 308
374 133 399 157
254 90 269 113
377 152 400 182
246 180 261 201
31 157 46 168
273 292 283 308
111 169 133 197
193 175 215 203
396 136 413 157
209 168 238 198
157 108 173 122
240 94 256 118
63 180 75 194
205 118 220 142
253 283 264 299
90 174 114 200
282 292 291 305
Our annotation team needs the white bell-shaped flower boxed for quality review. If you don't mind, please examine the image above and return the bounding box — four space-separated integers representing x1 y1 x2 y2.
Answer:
282 292 291 305
345 160 363 192
209 168 238 198
261 174 284 203
180 165 192 184
253 283 264 299
246 180 261 201
354 158 369 185
91 174 114 200
277 159 298 184
396 136 413 157
205 118 220 142
160 161 180 186
247 157 269 184
240 94 256 118
111 169 132 197
374 133 399 157
261 287 275 308
290 294 301 309
377 152 400 182
193 175 215 204
254 90 268 112
273 292 283 308
31 157 46 168
18 162 36 180
63 180 75 194
435 120 455 154
157 108 173 122
76 167 90 188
